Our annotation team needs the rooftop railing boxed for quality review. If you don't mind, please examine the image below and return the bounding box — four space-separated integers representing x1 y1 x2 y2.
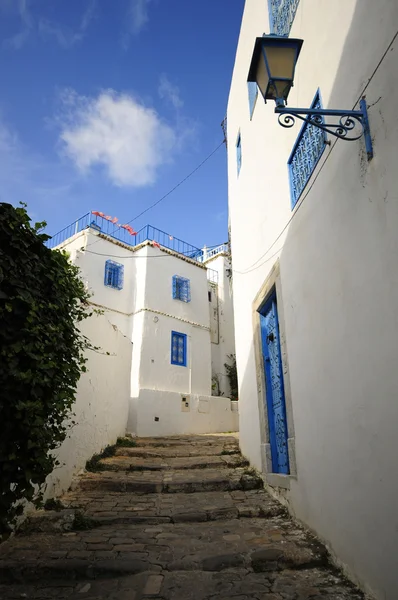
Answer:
46 213 229 264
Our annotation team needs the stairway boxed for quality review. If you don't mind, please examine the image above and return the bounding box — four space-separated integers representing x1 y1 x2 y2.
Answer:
0 435 365 599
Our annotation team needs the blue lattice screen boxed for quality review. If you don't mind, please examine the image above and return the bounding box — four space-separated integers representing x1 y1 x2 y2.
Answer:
172 275 191 302
288 91 327 208
171 331 187 366
269 0 300 36
104 260 124 290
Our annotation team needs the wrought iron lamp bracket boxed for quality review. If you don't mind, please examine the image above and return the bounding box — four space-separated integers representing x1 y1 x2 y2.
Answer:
275 97 373 160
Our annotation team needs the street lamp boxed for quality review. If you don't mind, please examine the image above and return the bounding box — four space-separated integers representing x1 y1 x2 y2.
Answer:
247 35 373 160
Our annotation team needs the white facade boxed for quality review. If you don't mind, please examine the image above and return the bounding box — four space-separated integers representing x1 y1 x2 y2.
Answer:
55 225 237 441
227 1 398 599
46 313 131 497
205 252 236 398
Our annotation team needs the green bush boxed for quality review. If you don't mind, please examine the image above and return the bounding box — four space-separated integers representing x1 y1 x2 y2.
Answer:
0 203 92 533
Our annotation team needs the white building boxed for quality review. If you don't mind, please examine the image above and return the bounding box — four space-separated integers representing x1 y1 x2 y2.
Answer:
227 1 398 599
50 214 237 439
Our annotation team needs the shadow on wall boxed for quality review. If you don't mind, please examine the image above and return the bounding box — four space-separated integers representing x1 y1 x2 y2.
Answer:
274 1 398 598
235 340 263 471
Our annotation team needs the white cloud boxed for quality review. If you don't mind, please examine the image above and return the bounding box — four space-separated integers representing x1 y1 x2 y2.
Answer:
2 0 34 49
121 0 151 48
38 0 96 48
58 89 177 188
127 0 151 34
158 74 184 110
2 0 96 49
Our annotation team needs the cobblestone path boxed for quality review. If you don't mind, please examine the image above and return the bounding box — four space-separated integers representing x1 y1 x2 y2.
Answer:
0 435 365 599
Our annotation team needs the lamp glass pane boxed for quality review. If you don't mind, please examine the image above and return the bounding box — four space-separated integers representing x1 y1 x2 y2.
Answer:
274 79 292 99
264 45 296 81
256 50 270 98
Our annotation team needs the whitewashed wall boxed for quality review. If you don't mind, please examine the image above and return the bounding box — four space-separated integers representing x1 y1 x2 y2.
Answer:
128 245 217 433
129 390 238 437
227 1 398 598
206 254 236 398
59 233 238 440
46 313 131 496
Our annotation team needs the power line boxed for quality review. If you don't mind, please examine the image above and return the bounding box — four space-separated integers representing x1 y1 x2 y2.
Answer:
85 141 224 250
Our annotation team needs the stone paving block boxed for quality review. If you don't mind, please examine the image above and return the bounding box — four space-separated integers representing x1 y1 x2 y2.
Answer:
0 434 365 600
143 574 164 596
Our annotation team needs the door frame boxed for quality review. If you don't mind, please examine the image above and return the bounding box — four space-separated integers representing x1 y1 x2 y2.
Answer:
252 260 297 487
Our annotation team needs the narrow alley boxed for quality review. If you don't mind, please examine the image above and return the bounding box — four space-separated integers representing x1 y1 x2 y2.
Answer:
0 435 365 599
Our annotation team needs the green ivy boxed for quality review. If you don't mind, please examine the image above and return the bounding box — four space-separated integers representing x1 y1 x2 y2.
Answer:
0 203 92 533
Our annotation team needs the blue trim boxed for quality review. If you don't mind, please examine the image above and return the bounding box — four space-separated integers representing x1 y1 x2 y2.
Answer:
171 331 187 367
259 290 290 474
104 260 124 290
360 98 374 160
236 132 242 175
248 81 258 120
287 88 327 209
172 275 191 302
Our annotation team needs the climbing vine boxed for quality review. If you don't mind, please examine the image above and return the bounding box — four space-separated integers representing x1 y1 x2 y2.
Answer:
0 203 92 533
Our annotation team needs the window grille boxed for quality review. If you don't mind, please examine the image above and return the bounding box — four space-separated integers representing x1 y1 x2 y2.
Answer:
171 331 187 366
172 275 191 302
104 260 124 290
269 0 300 36
288 90 327 208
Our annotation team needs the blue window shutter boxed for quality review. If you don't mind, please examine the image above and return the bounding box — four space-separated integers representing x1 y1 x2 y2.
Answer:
171 331 187 366
287 89 327 209
236 133 242 175
172 276 191 303
104 260 124 290
248 82 258 119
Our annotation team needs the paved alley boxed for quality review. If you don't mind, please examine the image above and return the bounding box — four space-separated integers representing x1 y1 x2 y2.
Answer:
0 435 365 599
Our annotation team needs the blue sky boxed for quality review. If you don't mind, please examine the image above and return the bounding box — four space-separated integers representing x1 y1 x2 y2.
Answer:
0 0 244 248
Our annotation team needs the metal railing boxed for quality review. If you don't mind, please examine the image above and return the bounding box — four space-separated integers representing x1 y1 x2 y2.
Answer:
45 213 203 260
199 244 229 262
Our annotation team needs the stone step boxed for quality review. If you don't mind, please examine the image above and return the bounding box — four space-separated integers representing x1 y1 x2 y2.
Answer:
0 517 329 583
60 489 285 525
76 467 263 494
115 444 240 459
0 568 364 600
0 568 365 599
134 435 238 448
98 454 248 472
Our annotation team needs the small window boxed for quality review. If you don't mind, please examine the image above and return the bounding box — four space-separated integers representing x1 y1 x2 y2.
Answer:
171 331 187 366
172 275 191 302
208 290 212 302
236 133 242 175
104 260 124 290
288 89 327 209
248 81 258 120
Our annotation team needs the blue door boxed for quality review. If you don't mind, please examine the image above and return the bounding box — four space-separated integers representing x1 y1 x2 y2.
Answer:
260 294 290 474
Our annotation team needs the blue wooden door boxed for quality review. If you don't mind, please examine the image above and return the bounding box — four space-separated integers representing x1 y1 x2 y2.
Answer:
260 295 290 474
